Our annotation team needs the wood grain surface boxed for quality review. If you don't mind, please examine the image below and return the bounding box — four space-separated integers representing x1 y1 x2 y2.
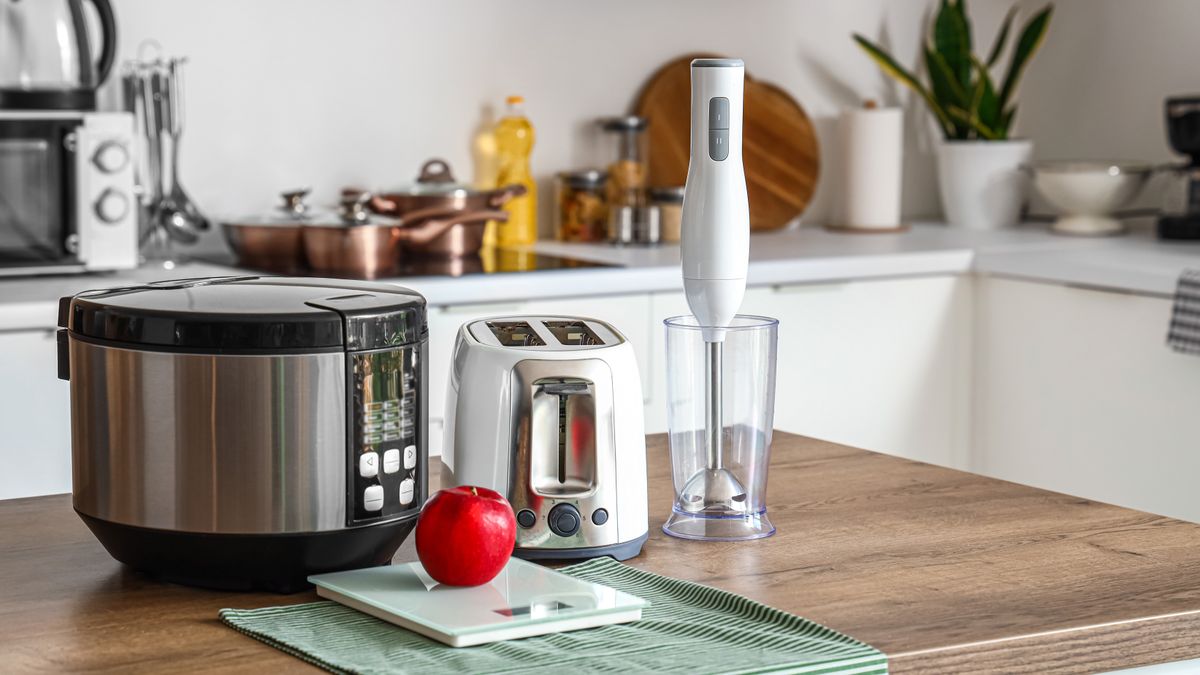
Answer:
634 54 821 231
3 432 1200 673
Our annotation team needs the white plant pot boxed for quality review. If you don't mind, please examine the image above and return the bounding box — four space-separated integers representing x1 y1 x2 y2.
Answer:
936 139 1033 229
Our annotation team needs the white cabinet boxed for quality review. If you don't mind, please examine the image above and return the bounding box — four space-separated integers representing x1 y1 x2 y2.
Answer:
650 275 973 469
972 277 1200 522
0 329 72 499
425 294 655 456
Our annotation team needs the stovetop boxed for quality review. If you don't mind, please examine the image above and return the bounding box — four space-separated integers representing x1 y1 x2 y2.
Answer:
200 249 615 280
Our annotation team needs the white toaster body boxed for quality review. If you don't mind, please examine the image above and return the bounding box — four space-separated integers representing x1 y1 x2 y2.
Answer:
442 316 648 560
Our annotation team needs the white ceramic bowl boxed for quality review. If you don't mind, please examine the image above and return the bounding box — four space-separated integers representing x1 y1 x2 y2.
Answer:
1030 161 1153 235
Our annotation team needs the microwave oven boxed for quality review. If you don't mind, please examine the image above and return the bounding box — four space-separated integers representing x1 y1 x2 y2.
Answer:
0 111 137 277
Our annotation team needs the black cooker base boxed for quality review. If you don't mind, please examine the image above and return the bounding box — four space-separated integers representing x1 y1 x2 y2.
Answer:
78 511 416 594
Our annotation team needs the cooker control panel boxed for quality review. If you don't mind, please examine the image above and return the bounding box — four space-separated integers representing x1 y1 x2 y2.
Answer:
348 345 423 525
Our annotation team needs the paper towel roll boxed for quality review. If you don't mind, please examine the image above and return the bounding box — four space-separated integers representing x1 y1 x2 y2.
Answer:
836 105 903 230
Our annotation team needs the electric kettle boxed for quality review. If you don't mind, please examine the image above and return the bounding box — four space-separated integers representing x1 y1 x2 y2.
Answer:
0 0 117 111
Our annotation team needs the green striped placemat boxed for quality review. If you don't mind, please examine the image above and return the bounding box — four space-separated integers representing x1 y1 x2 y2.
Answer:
220 557 886 674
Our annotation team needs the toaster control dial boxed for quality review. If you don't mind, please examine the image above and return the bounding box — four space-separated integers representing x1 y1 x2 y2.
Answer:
547 503 582 537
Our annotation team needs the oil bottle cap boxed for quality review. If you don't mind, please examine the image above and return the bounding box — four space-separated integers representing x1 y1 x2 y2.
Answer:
506 95 525 105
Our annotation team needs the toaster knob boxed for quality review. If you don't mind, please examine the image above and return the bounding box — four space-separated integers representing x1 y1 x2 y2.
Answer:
547 503 581 537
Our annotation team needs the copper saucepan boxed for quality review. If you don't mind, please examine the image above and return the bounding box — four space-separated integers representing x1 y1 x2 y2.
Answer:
303 202 502 279
369 158 527 214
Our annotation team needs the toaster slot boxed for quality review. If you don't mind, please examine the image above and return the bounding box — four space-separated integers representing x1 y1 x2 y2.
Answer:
543 320 604 346
529 378 596 496
487 321 546 347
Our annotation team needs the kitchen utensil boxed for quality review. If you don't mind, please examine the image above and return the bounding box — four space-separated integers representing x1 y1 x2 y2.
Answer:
663 315 777 541
1030 161 1152 236
150 67 198 245
649 186 684 242
833 102 904 232
370 159 526 216
1159 96 1200 240
442 315 649 561
160 59 208 234
634 54 819 231
57 276 429 592
664 58 776 542
0 0 117 110
555 169 608 242
600 116 649 210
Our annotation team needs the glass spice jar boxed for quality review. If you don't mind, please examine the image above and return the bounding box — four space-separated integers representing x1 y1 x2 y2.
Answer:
649 186 685 243
599 116 649 210
555 169 609 242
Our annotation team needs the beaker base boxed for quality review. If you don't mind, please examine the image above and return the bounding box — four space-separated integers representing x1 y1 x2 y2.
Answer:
661 508 775 542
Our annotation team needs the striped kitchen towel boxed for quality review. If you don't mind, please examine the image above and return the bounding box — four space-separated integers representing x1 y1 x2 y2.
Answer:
1168 269 1200 355
221 556 886 675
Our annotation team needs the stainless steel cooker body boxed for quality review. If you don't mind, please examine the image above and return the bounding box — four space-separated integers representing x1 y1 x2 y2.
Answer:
71 342 350 533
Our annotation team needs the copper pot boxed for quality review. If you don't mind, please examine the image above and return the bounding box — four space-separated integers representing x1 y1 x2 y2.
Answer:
369 159 526 215
302 206 503 278
221 190 315 274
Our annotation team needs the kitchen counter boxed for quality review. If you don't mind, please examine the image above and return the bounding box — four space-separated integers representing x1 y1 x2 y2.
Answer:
4 432 1200 673
2 223 1198 331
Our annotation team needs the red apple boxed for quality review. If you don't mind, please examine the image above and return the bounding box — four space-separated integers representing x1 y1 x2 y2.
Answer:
415 485 516 586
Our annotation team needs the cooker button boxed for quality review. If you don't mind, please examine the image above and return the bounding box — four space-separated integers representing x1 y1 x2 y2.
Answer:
398 478 415 506
403 444 417 470
363 485 384 512
359 452 379 478
382 448 400 474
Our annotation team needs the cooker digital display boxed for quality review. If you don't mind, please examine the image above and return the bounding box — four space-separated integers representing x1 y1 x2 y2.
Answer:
349 346 421 524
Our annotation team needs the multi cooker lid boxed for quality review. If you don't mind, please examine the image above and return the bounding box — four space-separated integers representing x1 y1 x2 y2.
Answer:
59 276 427 352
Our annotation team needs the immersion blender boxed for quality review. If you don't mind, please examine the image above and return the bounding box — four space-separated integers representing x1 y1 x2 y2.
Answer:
678 58 750 514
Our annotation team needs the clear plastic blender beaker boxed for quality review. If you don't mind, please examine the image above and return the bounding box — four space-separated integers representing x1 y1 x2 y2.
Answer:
662 314 778 541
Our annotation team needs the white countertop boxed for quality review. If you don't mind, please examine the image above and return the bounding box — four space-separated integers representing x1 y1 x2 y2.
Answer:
2 222 1198 331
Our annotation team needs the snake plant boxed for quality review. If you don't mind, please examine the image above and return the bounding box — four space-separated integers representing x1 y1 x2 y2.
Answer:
853 0 1053 141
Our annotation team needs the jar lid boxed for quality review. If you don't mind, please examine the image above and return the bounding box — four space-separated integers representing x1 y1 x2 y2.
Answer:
649 186 685 203
599 115 648 132
558 169 608 188
59 276 426 353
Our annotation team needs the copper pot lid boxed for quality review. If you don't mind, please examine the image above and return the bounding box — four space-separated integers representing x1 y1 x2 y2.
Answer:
228 190 397 228
386 159 488 197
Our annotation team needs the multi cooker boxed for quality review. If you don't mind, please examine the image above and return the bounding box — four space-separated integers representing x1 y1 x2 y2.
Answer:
56 276 428 592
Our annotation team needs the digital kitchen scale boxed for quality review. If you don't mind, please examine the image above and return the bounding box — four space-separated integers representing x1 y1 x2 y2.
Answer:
308 558 647 647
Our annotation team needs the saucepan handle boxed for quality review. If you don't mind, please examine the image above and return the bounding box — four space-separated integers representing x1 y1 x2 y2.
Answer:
486 184 527 209
395 209 509 246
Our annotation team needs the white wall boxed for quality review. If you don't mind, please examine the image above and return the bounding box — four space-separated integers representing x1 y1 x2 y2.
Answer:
103 0 944 253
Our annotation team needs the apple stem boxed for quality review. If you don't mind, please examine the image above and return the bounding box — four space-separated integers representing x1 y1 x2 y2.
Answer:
471 486 478 497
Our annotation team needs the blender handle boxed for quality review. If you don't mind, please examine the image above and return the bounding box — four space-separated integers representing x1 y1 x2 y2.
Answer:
88 0 118 85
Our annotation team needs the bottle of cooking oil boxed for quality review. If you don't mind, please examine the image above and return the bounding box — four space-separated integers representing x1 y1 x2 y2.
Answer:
493 95 537 246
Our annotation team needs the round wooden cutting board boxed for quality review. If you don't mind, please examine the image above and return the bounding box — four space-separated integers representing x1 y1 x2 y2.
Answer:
634 54 820 231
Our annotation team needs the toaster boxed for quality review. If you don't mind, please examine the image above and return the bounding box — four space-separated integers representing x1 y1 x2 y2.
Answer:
442 315 648 560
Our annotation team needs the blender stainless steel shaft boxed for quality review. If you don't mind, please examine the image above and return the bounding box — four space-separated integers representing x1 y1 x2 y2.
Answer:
677 58 750 515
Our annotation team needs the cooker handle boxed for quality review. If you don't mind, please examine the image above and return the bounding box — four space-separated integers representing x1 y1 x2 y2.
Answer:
57 330 70 381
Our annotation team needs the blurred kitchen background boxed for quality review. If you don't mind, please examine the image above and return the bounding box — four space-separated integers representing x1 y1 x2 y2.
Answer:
102 0 1198 250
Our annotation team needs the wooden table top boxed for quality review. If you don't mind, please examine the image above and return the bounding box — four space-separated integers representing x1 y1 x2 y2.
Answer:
4 432 1200 674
